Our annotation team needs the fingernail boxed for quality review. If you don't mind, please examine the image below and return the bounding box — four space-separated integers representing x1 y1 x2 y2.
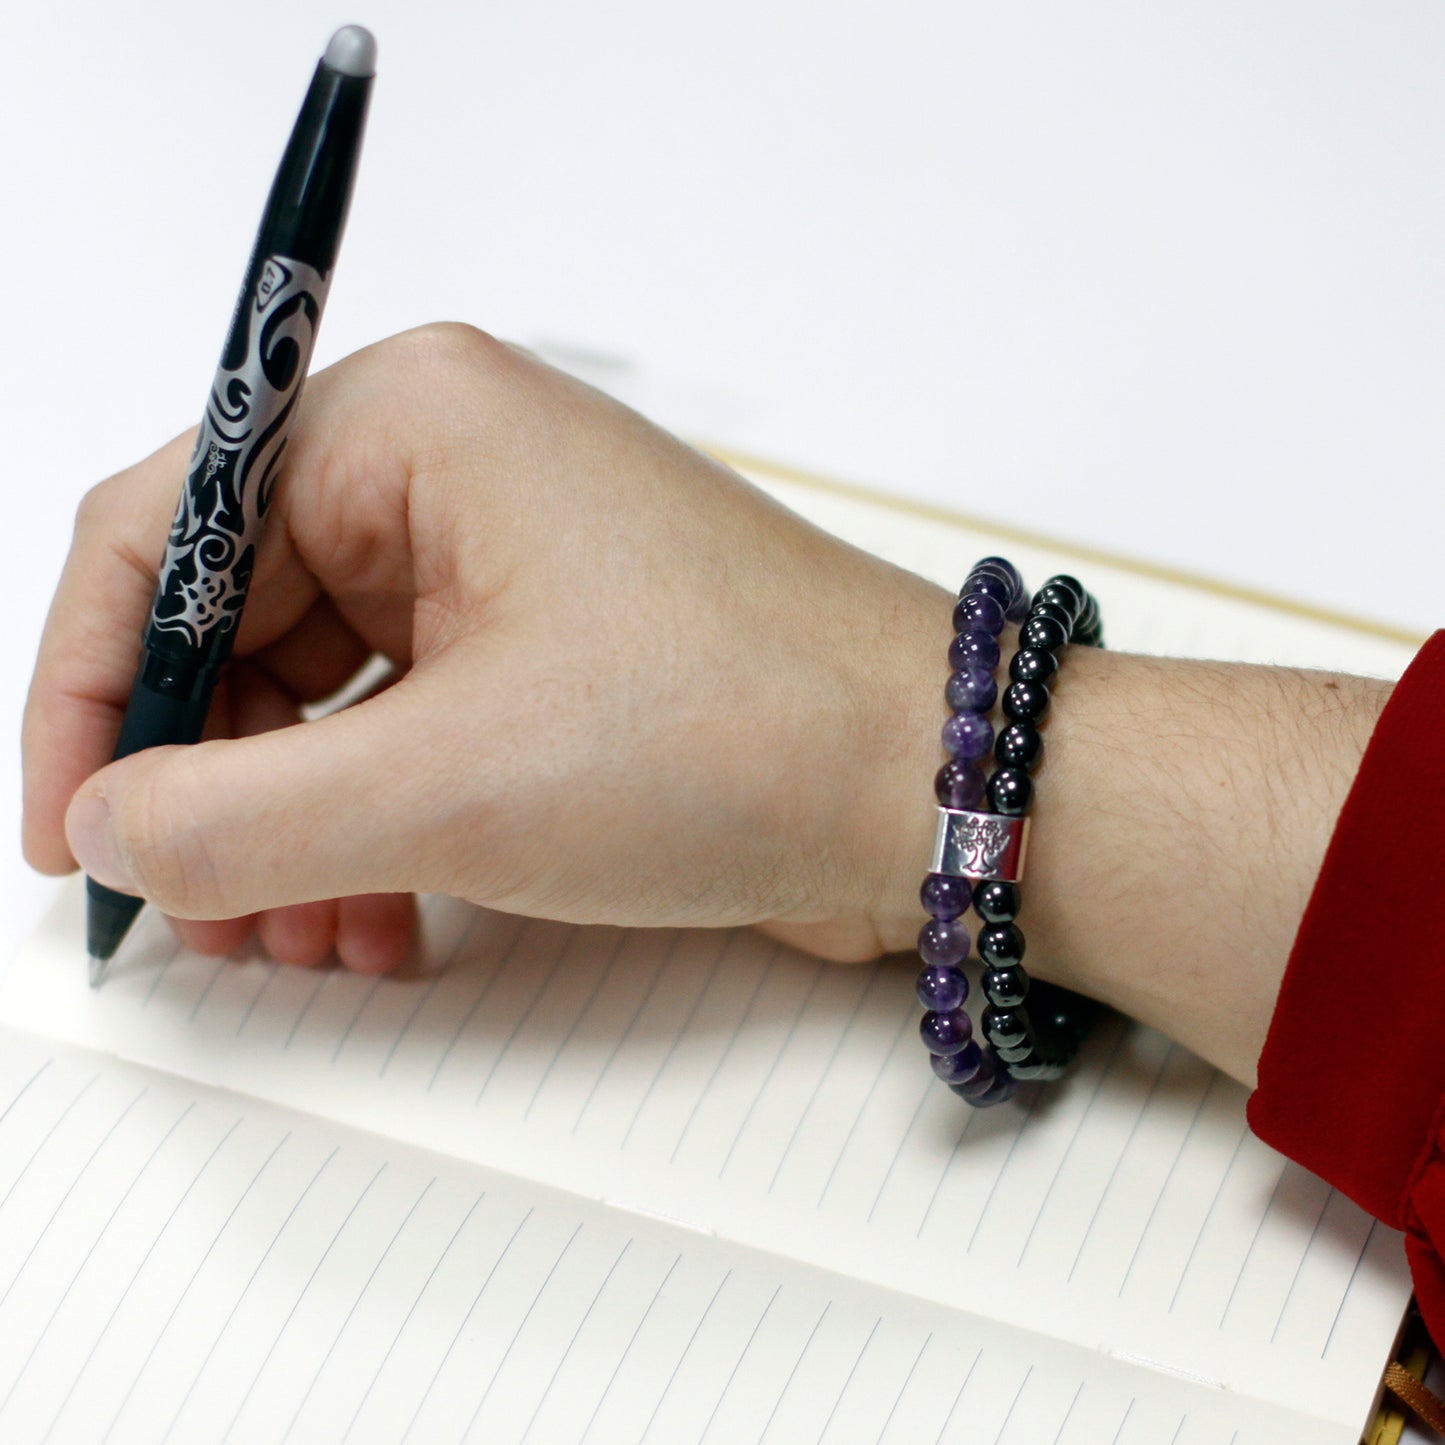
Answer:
67 794 136 892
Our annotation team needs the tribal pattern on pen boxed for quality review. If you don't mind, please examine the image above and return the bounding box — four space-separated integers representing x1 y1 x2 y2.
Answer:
151 255 331 647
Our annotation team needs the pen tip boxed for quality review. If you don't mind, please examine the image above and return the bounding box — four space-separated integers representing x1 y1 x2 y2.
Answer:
323 25 377 77
88 954 109 990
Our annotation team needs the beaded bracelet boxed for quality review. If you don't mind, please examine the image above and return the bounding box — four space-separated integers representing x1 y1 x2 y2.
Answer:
916 556 1102 1107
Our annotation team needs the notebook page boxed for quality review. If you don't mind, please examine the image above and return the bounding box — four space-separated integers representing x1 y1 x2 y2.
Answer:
0 1026 1326 1445
2 890 1410 1441
2 478 1415 1440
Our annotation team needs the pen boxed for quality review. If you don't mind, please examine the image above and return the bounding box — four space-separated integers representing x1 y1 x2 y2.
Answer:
85 25 376 986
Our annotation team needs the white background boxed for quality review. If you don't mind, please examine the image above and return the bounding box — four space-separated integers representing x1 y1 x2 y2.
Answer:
1 5 1441 968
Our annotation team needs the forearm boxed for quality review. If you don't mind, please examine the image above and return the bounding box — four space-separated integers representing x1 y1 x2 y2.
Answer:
856 593 1391 1086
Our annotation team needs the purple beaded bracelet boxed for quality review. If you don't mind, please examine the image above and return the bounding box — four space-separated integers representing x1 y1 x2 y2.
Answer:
916 557 1101 1107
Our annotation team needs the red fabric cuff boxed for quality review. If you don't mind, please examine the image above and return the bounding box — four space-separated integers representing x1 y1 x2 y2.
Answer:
1248 631 1445 1314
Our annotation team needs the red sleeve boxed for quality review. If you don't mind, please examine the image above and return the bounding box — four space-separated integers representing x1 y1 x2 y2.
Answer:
1248 630 1445 1344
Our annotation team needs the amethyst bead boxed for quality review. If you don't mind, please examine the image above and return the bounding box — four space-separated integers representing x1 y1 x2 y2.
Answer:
920 1007 975 1055
915 962 969 1012
944 665 997 714
941 711 993 761
917 917 970 967
931 1040 983 1084
920 872 971 920
948 629 1000 672
973 555 1022 599
934 759 986 809
962 572 1011 607
951 592 1006 637
966 1072 1019 1107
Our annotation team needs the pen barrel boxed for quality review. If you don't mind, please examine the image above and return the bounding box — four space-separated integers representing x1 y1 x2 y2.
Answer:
111 651 219 763
145 253 332 667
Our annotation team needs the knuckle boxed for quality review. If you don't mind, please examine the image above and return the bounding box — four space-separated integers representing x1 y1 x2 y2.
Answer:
397 320 509 381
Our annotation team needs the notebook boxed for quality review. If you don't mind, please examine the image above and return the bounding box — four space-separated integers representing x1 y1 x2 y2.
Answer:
0 456 1421 1445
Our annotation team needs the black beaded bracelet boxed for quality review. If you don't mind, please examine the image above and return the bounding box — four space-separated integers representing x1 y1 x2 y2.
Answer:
916 556 1102 1107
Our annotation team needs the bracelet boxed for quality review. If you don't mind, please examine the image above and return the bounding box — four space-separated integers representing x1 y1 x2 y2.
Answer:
916 556 1102 1108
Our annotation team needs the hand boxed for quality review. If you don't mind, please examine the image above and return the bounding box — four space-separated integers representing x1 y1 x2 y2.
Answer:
22 325 951 972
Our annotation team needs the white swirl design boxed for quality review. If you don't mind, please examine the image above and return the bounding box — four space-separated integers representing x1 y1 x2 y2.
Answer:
151 255 331 648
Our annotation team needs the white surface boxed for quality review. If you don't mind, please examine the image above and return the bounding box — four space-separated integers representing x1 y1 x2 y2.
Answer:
2 5 1440 1045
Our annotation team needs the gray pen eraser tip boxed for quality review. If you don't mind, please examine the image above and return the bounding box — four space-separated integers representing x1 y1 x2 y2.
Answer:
323 24 377 77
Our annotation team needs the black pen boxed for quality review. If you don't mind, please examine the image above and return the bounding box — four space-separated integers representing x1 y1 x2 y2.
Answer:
86 25 376 986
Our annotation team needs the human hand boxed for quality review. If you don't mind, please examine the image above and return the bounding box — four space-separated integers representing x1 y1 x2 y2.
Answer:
22 324 951 973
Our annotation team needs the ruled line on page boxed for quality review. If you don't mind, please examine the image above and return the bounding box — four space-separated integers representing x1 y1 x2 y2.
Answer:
1066 1045 1175 1283
222 1163 388 1443
1168 1123 1248 1314
817 1315 881 1444
577 1253 682 1445
879 1330 932 1444
1268 1189 1332 1344
816 1007 913 1208
524 933 629 1121
399 1206 535 1445
426 914 528 1091
161 1144 341 1445
460 1221 586 1440
717 961 826 1180
967 1091 1040 1252
0 1100 193 1425
1052 1380 1086 1444
619 931 736 1150
1110 1398 1136 1445
40 1116 244 1444
768 968 878 1194
667 948 778 1165
0 1072 98 1218
638 1268 734 1444
282 1177 438 1443
1015 1030 1126 1267
1217 1161 1288 1329
519 1239 634 1445
472 930 580 1106
571 933 684 1136
992 1363 1033 1445
0 1087 147 1313
105 1127 294 1442
1116 1073 1218 1297
697 1282 782 1444
933 1348 983 1445
1321 1220 1379 1361
757 1301 831 1445
340 1189 488 1444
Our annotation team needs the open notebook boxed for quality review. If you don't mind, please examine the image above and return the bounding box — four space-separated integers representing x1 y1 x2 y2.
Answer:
0 459 1422 1445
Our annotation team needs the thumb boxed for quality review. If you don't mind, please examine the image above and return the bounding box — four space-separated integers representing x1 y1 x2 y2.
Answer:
64 686 456 919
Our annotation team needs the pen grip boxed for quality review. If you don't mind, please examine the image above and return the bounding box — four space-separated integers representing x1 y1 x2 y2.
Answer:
111 663 217 763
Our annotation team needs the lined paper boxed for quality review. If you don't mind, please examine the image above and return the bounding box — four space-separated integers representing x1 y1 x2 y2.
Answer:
0 470 1418 1442
0 1029 1358 1444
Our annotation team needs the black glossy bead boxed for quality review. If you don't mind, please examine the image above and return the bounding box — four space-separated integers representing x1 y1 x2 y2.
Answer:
1029 600 1073 631
1043 574 1086 611
996 1041 1035 1064
983 964 1029 1007
979 922 1026 968
987 767 1032 816
972 878 1020 923
1019 614 1069 652
1003 680 1050 723
1008 647 1058 686
994 722 1044 771
982 1006 1029 1049
1034 582 1082 620
1009 1059 1049 1080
